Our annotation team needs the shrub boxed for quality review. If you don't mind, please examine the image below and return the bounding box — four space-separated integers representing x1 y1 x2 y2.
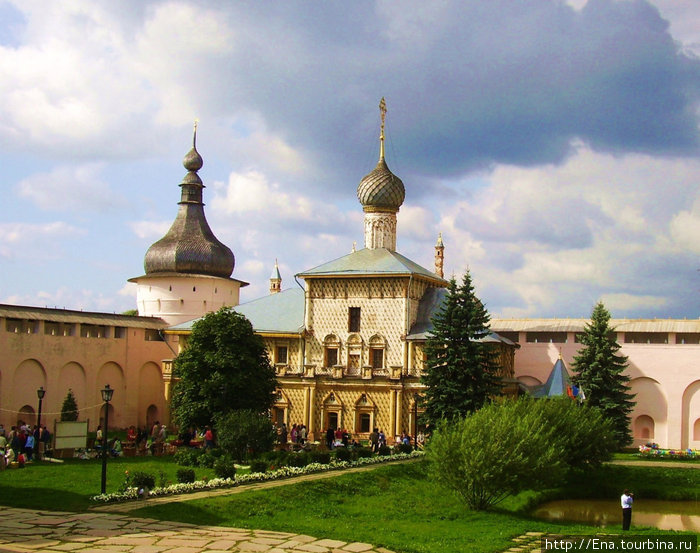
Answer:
378 445 392 456
174 447 201 467
334 448 352 462
398 443 413 454
310 450 331 464
130 471 156 490
356 447 373 458
176 468 196 483
197 452 217 468
287 452 310 467
213 457 237 479
426 397 616 511
215 410 277 461
249 460 269 473
261 450 289 467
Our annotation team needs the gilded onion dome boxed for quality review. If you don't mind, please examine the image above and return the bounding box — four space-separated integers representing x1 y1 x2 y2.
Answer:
144 123 235 278
357 97 405 211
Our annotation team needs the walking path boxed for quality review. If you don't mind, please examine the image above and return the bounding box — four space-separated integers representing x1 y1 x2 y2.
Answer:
610 460 700 469
0 506 545 553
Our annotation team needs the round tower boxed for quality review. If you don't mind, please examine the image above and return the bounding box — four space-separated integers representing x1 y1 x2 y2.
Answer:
129 123 248 325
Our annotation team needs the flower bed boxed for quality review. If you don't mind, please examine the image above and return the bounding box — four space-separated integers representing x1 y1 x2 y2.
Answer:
637 445 698 461
91 449 424 503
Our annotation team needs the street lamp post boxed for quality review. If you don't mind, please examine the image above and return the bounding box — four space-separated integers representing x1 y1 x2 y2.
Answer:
100 384 114 495
36 387 45 460
36 386 45 431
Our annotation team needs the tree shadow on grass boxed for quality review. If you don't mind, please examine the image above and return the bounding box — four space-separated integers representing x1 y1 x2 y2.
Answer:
0 486 90 512
128 502 228 527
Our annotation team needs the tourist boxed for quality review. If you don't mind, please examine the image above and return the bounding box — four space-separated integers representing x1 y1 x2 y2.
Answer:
299 424 307 445
621 489 634 530
290 423 298 445
369 428 379 452
378 429 386 448
204 426 215 449
325 427 334 449
24 430 35 462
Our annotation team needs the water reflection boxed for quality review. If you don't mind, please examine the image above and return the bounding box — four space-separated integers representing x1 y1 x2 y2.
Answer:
532 499 700 532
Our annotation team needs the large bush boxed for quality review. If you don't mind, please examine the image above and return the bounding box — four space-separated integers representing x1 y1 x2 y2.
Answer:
215 410 276 461
426 397 615 510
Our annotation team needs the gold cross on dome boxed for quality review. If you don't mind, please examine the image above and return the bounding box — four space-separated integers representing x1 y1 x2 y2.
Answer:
379 97 387 159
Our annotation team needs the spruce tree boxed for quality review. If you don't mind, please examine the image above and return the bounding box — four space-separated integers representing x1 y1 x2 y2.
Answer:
421 270 501 425
572 302 636 446
60 389 79 421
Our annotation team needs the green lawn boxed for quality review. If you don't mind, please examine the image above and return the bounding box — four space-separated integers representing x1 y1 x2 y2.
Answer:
0 457 696 553
0 456 217 511
130 461 698 553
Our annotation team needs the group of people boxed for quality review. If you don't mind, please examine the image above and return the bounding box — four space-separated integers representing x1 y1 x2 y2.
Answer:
276 423 309 449
0 423 52 468
324 427 357 449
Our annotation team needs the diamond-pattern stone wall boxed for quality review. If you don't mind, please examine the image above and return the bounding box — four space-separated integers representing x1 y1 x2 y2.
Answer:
306 278 408 369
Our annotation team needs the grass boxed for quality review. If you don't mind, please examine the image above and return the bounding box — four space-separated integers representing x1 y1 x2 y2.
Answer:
0 456 217 511
0 456 696 553
128 460 699 553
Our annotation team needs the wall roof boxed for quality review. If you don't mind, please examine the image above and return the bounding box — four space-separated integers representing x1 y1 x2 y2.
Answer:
0 304 168 329
491 318 700 333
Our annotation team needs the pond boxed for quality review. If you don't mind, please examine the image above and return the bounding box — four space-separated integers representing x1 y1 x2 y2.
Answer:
532 499 700 532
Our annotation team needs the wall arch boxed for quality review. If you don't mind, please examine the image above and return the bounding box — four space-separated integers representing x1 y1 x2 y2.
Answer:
58 362 87 421
12 359 46 425
630 377 667 448
681 379 700 449
518 375 542 387
138 362 164 428
96 362 125 430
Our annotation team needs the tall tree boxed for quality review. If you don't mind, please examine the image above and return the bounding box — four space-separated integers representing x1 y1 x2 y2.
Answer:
421 270 501 425
60 389 79 421
170 307 277 430
572 302 636 446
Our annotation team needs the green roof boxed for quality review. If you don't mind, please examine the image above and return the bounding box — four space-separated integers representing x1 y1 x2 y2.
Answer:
234 288 305 334
297 248 446 282
168 288 305 334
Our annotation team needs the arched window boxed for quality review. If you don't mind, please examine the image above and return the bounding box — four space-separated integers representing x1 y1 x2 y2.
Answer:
369 334 386 369
323 334 341 368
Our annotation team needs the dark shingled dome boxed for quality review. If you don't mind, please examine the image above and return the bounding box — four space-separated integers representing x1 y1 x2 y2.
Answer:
357 158 405 210
143 142 234 278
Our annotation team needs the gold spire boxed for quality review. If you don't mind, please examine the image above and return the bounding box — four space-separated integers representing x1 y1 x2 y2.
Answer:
379 97 386 160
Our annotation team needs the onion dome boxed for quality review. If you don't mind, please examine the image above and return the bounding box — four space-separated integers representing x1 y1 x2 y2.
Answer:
357 97 405 210
144 123 235 278
357 157 405 209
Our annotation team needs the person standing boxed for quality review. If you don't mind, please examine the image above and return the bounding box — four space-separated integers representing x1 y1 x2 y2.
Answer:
621 489 634 530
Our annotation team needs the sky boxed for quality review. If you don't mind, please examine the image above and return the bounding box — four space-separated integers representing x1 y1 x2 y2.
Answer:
1 0 699 320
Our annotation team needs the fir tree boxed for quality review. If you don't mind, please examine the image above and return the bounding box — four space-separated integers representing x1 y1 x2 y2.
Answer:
421 270 501 425
60 389 79 421
572 302 636 446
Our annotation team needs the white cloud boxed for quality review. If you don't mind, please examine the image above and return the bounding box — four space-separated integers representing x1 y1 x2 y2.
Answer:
599 293 669 313
0 221 84 259
17 164 126 212
128 220 171 240
669 197 700 254
211 170 350 229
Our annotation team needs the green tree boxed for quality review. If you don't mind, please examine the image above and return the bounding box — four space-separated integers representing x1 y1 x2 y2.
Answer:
215 409 277 461
421 271 501 425
572 302 636 446
60 389 79 421
426 397 615 510
170 308 277 430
